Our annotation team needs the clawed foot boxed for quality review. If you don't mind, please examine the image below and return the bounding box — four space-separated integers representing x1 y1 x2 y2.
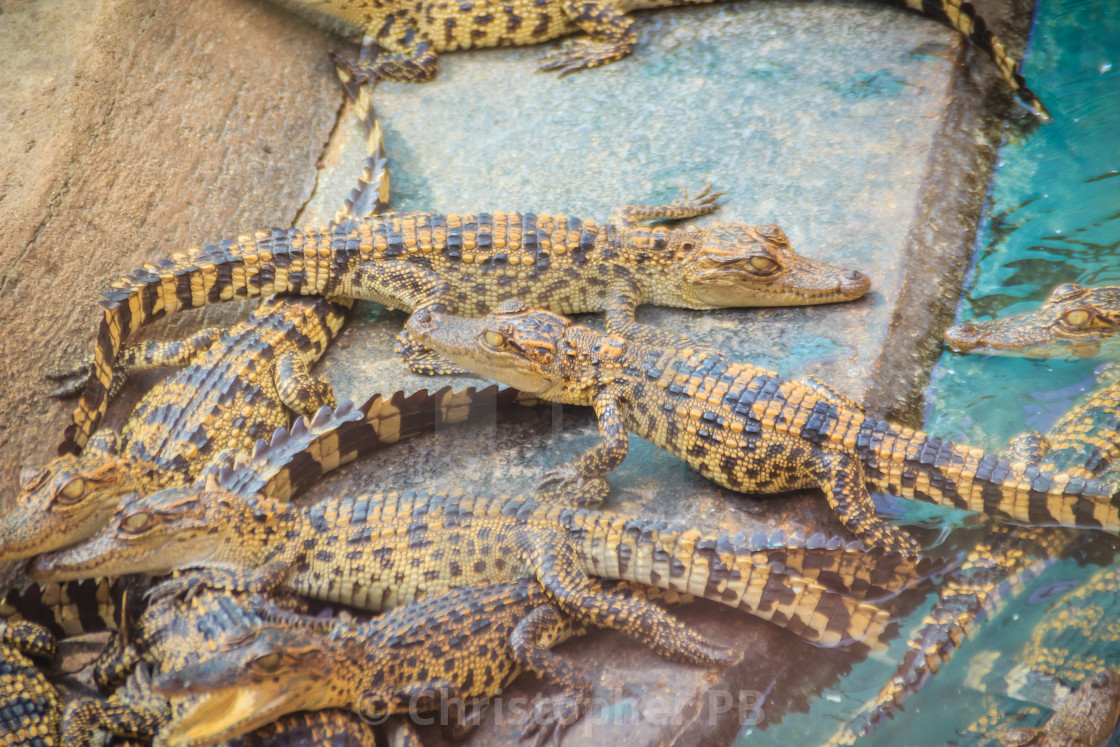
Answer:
520 690 587 747
538 40 629 76
45 361 92 399
397 330 475 376
673 184 724 212
145 572 210 604
535 465 609 507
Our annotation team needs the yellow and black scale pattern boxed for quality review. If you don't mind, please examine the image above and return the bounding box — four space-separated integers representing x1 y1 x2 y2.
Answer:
406 303 1120 556
145 579 713 746
2 296 348 566
34 485 939 652
0 622 59 747
945 284 1120 359
60 195 868 454
286 0 1047 118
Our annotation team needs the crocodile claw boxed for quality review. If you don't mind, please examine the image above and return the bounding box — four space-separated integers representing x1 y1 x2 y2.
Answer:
521 691 585 746
534 466 609 507
537 40 629 77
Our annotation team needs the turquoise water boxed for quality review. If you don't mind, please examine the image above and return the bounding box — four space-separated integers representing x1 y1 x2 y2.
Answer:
742 0 1120 743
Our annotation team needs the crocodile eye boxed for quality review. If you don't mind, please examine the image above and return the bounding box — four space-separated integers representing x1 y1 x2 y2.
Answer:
253 653 283 673
55 478 86 505
1061 308 1092 328
121 512 154 534
483 330 506 349
748 256 780 275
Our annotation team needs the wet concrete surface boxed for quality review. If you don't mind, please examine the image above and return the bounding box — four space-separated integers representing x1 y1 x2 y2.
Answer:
0 0 1036 743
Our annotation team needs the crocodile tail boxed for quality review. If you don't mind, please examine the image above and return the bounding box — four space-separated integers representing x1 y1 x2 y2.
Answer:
863 419 1120 531
333 64 391 224
563 512 895 650
899 0 1048 118
57 226 345 455
1 578 129 639
212 385 540 500
830 526 1072 743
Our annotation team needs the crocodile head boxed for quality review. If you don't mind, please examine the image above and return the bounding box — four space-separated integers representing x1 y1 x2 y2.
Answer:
944 284 1120 358
29 486 282 582
152 625 347 746
676 224 871 307
0 439 155 562
407 302 572 397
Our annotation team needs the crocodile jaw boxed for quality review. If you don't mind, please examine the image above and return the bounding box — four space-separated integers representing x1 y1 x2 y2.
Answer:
155 690 295 747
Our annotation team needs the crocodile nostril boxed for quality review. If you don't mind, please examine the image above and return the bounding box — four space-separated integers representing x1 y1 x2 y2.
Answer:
943 323 981 351
840 270 871 296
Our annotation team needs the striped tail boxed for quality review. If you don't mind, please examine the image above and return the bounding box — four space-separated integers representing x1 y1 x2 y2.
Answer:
58 224 356 455
333 61 391 224
826 526 1072 743
206 385 540 500
562 512 912 650
1 578 130 639
900 0 1048 118
862 419 1120 531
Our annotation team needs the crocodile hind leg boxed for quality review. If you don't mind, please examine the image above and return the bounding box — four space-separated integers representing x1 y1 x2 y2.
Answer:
46 328 223 399
808 449 922 556
274 350 338 416
512 604 596 746
537 0 638 75
334 13 439 84
514 529 730 665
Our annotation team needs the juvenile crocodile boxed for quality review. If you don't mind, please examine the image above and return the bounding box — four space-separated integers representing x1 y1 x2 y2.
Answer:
150 579 717 746
59 193 870 453
279 0 1046 118
33 483 930 651
60 587 379 747
1002 670 1120 747
944 284 1120 359
4 295 349 563
406 301 1120 555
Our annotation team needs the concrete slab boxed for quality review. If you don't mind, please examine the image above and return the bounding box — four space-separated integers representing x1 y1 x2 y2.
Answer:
0 0 1037 743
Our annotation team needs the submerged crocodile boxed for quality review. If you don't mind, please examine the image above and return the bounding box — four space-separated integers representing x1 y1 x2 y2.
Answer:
406 301 1120 555
60 193 870 454
150 579 717 746
1003 670 1120 747
33 482 930 651
944 284 1120 359
278 0 1046 118
3 295 349 564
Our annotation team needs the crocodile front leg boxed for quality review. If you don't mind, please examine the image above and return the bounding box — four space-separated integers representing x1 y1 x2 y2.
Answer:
46 328 223 399
809 449 921 556
63 665 170 746
537 0 638 75
514 527 729 665
535 388 628 505
609 185 722 228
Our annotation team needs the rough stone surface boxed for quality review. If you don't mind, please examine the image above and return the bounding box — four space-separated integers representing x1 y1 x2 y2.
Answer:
0 0 1036 743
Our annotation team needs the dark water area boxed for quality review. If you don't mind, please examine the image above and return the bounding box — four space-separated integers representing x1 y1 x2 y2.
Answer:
746 0 1120 743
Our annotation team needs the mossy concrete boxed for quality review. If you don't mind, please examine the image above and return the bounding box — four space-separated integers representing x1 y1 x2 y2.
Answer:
0 0 1034 743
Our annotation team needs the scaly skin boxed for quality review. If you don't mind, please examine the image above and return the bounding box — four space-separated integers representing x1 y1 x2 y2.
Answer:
1003 670 1120 747
0 621 60 747
32 487 934 652
945 284 1120 359
61 588 377 747
5 296 348 563
60 194 871 453
406 301 1120 555
281 0 1046 118
150 579 719 747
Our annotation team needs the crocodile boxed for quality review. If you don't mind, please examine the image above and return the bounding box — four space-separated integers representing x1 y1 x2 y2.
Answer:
405 301 1120 555
150 579 718 746
32 482 934 652
277 0 1047 118
4 295 350 564
1002 670 1120 747
58 192 871 454
944 284 1120 359
0 621 60 747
